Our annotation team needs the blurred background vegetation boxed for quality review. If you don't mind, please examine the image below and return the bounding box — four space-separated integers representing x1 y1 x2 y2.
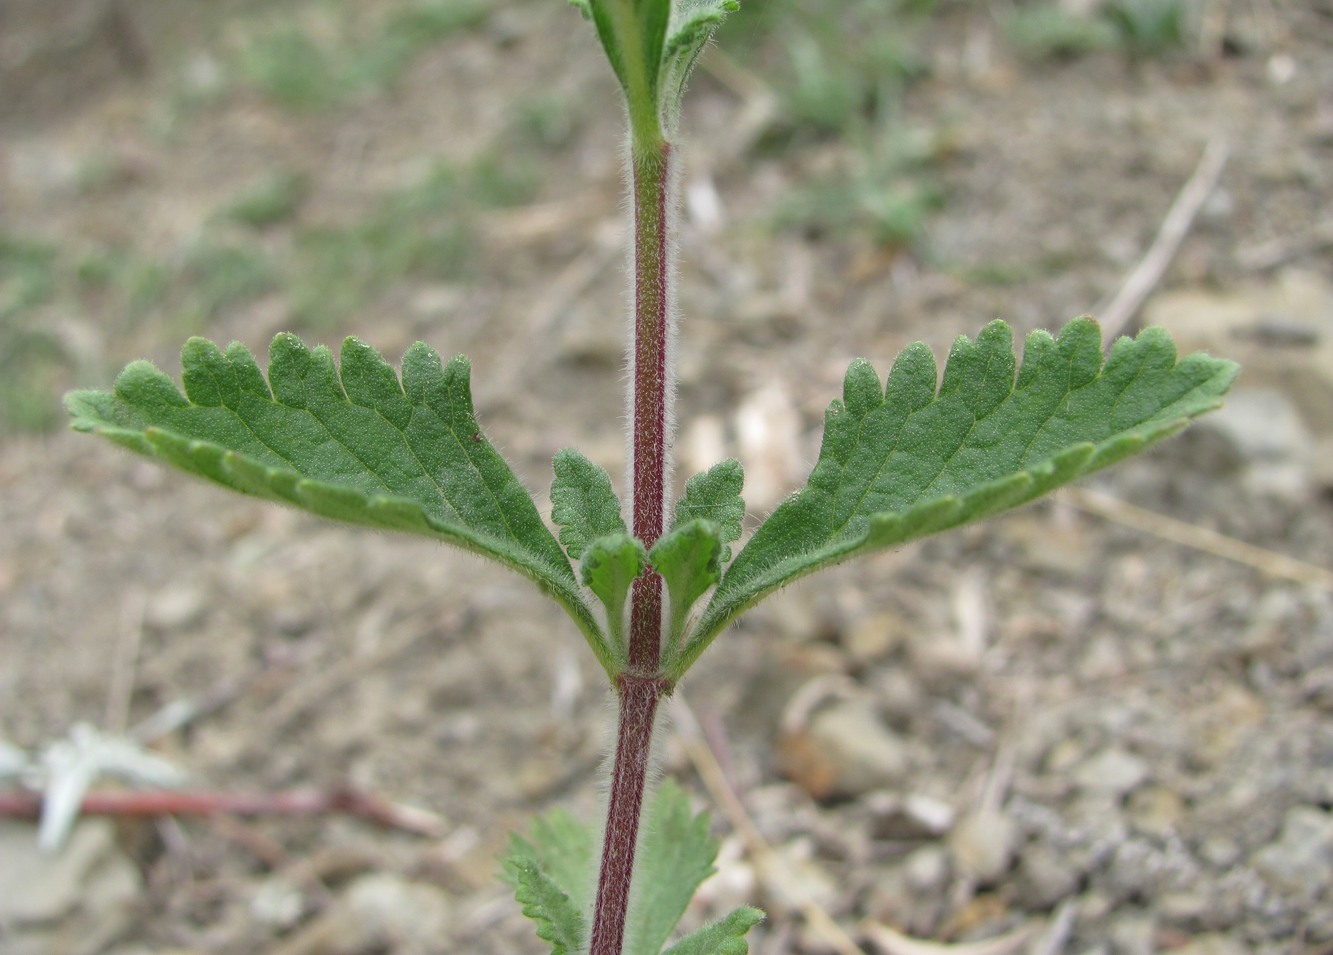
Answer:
0 0 1193 433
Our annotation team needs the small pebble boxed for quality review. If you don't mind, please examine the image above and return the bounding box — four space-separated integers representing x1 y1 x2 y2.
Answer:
948 807 1018 884
1074 748 1150 797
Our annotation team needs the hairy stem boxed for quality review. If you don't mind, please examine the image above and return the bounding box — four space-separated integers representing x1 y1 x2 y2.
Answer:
588 674 667 955
589 138 676 955
629 141 673 586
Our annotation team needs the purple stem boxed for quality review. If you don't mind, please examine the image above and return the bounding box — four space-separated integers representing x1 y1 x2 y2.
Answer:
588 139 675 955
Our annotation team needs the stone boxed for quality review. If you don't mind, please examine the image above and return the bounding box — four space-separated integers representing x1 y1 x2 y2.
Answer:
842 611 908 664
1143 269 1333 437
1250 805 1333 895
1165 935 1248 955
948 807 1018 884
735 383 804 513
144 584 209 632
272 872 453 955
1016 840 1081 908
866 791 955 841
1073 748 1150 797
779 699 910 801
0 819 142 955
1125 785 1186 838
902 845 951 894
1184 388 1313 499
1109 914 1156 955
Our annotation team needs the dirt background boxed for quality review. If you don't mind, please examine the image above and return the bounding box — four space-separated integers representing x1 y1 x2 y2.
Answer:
3 1 1333 953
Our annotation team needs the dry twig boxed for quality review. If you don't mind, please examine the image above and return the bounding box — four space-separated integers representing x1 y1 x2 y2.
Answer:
0 787 442 836
1095 137 1229 341
1063 486 1333 590
670 693 868 955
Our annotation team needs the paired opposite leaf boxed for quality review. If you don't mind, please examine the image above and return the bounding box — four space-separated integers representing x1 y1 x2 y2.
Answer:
552 448 627 559
502 805 596 955
624 780 723 955
571 0 739 134
663 907 765 955
582 532 648 656
64 335 614 677
673 459 745 562
660 0 741 130
650 520 723 663
671 318 1237 679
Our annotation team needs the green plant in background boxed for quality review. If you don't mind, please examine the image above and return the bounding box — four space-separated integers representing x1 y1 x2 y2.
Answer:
1001 0 1187 64
1104 0 1187 58
730 0 940 249
224 170 311 230
66 1 1236 953
1002 5 1117 62
241 0 496 111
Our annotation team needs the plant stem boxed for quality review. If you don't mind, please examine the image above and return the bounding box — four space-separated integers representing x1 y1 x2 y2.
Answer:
588 673 667 955
589 135 676 955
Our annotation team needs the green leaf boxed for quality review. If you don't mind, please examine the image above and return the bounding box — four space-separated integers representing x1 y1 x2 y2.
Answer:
582 532 648 655
574 0 738 139
660 0 740 131
650 520 722 666
501 805 595 955
624 779 720 955
501 856 587 955
552 448 627 560
65 335 616 678
672 318 1237 680
502 807 597 926
662 907 765 955
672 458 744 563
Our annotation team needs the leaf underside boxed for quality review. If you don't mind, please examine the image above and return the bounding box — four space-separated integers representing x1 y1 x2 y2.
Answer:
65 335 613 674
674 318 1237 678
582 531 648 659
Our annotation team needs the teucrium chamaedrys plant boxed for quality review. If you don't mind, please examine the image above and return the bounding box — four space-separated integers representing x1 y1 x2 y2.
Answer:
65 1 1237 953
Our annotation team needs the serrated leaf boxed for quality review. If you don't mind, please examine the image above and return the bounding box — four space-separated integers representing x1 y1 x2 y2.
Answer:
650 519 722 665
673 459 744 563
501 805 595 955
503 806 597 925
65 335 616 678
661 0 739 130
574 0 738 135
624 779 720 955
501 856 587 955
662 907 765 955
552 448 627 560
582 532 648 654
672 318 1237 679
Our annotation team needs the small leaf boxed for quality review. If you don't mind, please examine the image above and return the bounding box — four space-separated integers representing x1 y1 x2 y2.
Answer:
502 806 597 924
582 532 649 654
501 856 586 955
672 318 1237 680
660 0 740 130
624 780 720 955
552 448 627 560
673 459 744 563
65 335 616 678
650 520 722 665
662 907 765 955
501 805 596 955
